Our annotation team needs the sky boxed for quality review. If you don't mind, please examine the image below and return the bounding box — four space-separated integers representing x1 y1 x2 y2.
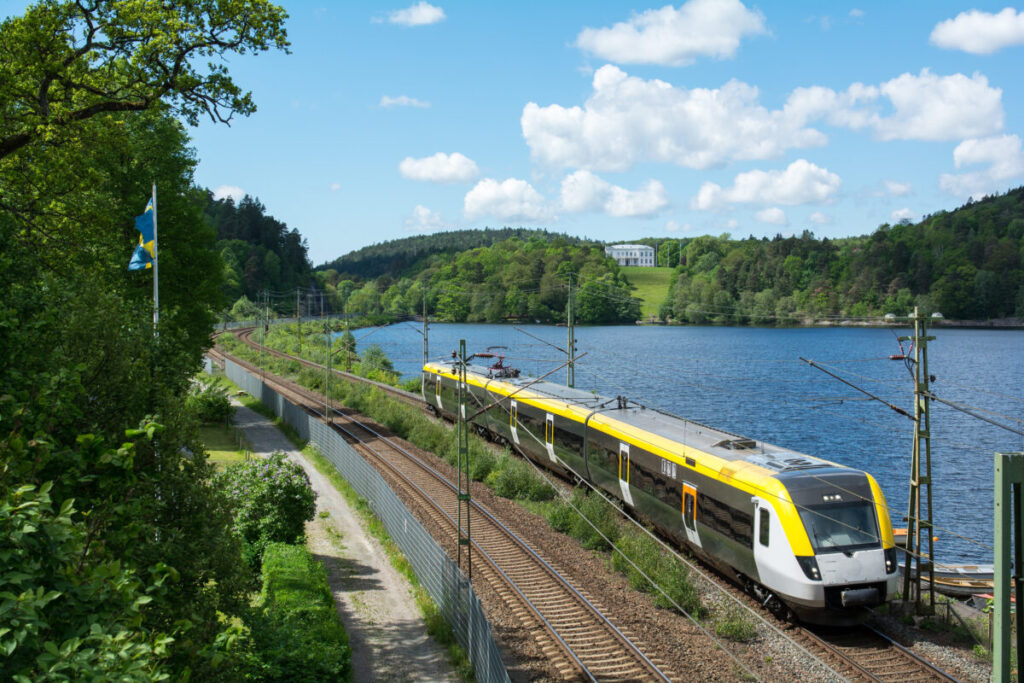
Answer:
10 1 1024 265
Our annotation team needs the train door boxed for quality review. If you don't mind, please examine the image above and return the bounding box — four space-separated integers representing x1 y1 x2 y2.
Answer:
544 414 557 463
618 442 634 507
509 400 519 446
682 483 702 548
434 374 443 411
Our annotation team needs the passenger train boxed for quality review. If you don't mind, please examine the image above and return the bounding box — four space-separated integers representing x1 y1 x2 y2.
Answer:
423 356 898 625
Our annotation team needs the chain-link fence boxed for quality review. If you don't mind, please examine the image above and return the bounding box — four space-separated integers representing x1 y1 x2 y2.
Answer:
223 358 510 683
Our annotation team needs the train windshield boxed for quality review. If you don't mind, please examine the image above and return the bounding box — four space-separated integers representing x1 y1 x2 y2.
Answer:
799 502 880 554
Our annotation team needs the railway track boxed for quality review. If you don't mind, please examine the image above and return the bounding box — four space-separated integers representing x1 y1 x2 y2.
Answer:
217 340 674 681
213 330 971 683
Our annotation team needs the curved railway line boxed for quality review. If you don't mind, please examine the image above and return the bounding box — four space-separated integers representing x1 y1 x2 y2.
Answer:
213 327 970 683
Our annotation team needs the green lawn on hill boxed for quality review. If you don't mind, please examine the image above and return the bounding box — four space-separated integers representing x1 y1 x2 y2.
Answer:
620 266 673 319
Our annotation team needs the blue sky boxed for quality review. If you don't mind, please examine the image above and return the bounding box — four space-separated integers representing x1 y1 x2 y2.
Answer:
11 1 1024 264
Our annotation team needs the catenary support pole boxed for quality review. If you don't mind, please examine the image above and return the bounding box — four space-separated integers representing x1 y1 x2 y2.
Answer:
994 452 1024 682
457 339 471 579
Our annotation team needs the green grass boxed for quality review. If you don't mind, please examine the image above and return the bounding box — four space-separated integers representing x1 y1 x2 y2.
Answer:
198 423 246 468
620 266 673 318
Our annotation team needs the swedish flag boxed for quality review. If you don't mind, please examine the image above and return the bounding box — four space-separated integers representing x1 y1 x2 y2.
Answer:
128 198 155 270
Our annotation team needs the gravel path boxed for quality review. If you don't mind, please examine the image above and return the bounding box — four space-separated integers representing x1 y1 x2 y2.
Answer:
230 401 457 682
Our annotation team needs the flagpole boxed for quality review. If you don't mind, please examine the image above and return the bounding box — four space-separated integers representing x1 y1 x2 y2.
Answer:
152 182 159 329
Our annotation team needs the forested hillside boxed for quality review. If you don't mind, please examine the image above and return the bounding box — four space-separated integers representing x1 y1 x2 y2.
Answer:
319 227 587 280
662 187 1024 323
202 193 313 304
318 235 642 324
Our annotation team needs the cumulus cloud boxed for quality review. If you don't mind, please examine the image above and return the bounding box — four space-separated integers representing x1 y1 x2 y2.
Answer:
930 8 1024 54
755 207 788 225
891 207 914 223
522 65 827 171
692 159 840 210
849 8 864 18
213 185 244 203
785 69 1004 142
939 134 1024 198
575 0 766 66
380 95 431 108
405 205 442 231
399 152 479 183
329 182 341 191
464 178 550 222
378 2 445 26
809 212 831 224
560 170 668 217
884 180 911 196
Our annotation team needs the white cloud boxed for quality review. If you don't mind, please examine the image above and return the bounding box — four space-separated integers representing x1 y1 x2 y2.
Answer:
399 152 479 183
213 185 244 203
379 2 445 26
575 0 766 66
884 180 911 196
405 205 442 231
329 182 341 191
930 8 1024 55
522 65 827 172
560 170 668 217
891 207 914 223
755 207 788 225
380 95 430 108
939 134 1024 198
785 69 1004 141
809 211 831 224
692 159 840 210
464 178 550 222
849 8 864 18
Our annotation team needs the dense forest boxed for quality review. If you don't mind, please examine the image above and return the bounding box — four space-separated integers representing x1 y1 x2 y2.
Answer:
319 227 588 280
660 187 1024 324
0 2 301 680
317 235 643 324
202 193 313 304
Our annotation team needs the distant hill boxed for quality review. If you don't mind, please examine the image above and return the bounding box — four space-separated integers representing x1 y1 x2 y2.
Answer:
318 228 591 281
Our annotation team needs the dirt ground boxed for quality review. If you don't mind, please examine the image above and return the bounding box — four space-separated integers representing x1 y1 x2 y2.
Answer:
230 401 458 682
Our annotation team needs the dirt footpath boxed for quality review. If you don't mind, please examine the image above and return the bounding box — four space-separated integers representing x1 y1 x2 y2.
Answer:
230 401 457 682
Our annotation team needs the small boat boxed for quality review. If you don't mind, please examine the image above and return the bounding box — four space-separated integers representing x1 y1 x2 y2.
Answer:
898 561 996 597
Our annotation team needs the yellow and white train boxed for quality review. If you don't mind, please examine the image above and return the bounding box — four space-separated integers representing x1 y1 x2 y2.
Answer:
424 358 898 625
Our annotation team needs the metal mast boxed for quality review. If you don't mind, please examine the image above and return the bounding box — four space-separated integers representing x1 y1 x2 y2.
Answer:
457 339 472 579
566 274 576 388
900 307 935 612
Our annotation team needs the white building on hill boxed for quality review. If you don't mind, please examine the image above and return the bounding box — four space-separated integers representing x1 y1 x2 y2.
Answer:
605 244 655 267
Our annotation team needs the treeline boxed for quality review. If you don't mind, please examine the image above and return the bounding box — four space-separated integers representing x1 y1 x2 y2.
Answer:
319 227 588 280
0 1 317 681
661 187 1024 323
202 193 313 303
317 235 642 324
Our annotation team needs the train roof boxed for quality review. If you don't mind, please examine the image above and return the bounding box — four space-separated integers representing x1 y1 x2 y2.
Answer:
430 361 838 474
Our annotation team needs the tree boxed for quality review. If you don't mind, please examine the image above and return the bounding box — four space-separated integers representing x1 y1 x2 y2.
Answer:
0 0 290 159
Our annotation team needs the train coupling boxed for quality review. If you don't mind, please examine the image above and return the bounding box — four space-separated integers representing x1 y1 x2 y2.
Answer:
840 587 880 607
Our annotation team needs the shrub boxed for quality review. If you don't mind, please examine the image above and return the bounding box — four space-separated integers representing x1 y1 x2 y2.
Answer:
214 453 317 567
246 543 351 681
187 377 235 423
486 458 555 501
568 490 621 551
714 605 757 642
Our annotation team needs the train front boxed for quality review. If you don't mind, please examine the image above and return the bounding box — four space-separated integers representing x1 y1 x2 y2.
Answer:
774 468 899 625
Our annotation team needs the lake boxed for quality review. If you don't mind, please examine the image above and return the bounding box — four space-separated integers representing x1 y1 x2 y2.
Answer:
340 322 1024 565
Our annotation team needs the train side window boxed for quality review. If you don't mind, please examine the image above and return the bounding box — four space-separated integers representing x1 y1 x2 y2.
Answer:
683 492 695 531
759 508 770 547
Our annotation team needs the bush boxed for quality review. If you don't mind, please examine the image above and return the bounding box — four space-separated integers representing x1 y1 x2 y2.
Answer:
187 377 235 423
485 458 555 501
566 489 621 551
246 543 351 681
610 533 703 615
714 605 757 642
214 453 317 567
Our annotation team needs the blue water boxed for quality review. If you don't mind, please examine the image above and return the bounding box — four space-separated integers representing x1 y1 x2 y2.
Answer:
342 322 1024 565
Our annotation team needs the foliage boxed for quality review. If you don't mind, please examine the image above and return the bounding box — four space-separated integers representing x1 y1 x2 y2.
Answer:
610 533 703 616
188 377 236 423
714 605 758 642
0 0 289 159
215 454 317 567
545 489 621 551
245 543 351 682
0 481 172 682
659 187 1024 323
485 458 556 501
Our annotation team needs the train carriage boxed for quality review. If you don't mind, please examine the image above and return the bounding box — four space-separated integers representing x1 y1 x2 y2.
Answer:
424 359 898 625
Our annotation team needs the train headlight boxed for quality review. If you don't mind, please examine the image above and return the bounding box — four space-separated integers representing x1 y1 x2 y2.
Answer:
884 547 898 574
796 556 821 581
